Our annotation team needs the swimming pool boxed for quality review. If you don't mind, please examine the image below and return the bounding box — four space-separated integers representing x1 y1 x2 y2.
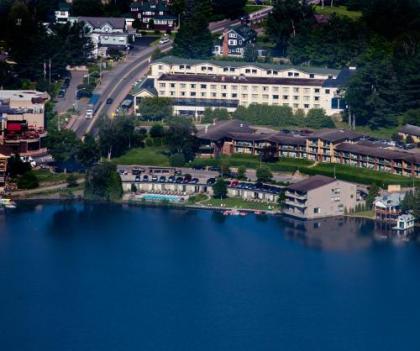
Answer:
137 194 184 203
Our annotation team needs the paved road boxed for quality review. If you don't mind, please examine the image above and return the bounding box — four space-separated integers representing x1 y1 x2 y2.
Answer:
55 70 86 114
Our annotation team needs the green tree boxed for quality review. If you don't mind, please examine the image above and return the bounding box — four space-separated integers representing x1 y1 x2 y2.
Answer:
237 166 246 180
173 0 213 58
305 109 335 129
256 166 273 183
84 162 123 201
202 108 230 123
72 0 104 16
402 109 420 126
212 0 246 19
66 174 79 188
165 117 198 161
138 97 173 120
7 154 31 178
243 42 258 62
213 177 228 199
169 153 186 167
366 183 380 209
17 171 39 189
414 187 420 220
149 123 166 138
77 134 100 168
45 129 82 163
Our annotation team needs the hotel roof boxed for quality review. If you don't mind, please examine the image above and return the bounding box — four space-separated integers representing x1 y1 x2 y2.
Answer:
154 56 341 76
309 128 363 142
287 175 336 192
399 124 420 137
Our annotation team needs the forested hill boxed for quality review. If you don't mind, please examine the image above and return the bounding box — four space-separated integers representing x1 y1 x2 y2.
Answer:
267 0 420 129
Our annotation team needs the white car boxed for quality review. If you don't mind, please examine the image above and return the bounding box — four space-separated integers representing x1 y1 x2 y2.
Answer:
85 109 93 119
159 37 170 45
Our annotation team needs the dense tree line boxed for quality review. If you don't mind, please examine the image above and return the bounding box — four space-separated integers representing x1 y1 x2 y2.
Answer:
0 1 93 89
267 0 420 129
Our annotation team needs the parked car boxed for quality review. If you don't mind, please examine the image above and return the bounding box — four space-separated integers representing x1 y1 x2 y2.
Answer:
143 175 149 181
192 165 205 170
152 175 158 182
58 89 66 98
190 178 199 184
230 180 239 187
184 174 192 182
208 166 221 172
207 178 216 185
159 36 170 45
135 176 140 182
176 177 184 183
106 97 113 104
159 176 166 182
168 176 175 183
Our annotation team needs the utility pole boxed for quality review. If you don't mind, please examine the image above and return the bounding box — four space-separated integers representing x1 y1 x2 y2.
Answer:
48 58 52 85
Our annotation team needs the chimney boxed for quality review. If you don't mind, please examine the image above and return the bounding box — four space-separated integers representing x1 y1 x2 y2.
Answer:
222 30 229 56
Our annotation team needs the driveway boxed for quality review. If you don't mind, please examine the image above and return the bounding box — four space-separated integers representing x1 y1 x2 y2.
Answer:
55 70 86 114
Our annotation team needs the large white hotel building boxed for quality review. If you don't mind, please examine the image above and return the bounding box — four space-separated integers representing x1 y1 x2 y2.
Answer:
133 56 354 117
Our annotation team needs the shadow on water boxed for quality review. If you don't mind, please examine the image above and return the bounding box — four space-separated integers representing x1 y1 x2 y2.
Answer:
277 215 419 251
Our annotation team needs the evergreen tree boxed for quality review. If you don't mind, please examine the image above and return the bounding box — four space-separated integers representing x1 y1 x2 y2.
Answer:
243 42 258 62
212 0 246 20
213 177 228 199
172 0 213 58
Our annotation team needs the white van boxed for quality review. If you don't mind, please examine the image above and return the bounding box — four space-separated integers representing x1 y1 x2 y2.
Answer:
85 109 93 119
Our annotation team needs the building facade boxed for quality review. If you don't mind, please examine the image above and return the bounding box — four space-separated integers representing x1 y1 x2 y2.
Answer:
213 25 257 58
196 120 420 178
0 90 49 156
130 1 177 31
284 175 358 219
399 124 420 144
0 153 8 188
135 56 352 117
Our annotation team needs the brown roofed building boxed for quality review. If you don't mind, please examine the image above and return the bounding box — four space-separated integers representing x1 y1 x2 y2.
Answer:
284 175 358 219
399 124 420 143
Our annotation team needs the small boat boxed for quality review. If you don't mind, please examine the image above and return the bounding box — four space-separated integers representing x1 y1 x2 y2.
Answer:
223 209 247 216
0 198 17 209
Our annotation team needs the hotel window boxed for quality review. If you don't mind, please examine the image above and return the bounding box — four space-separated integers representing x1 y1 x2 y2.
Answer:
314 88 320 93
201 66 206 71
211 85 216 90
242 94 248 99
230 68 235 72
293 103 299 108
273 70 278 75
242 86 248 91
252 69 257 74
159 83 166 87
232 85 238 91
158 65 163 70
294 73 299 77
211 92 217 97
191 92 196 97
267 70 272 75
309 74 314 78
304 88 310 93
288 72 293 77
303 96 310 102
223 67 229 72
283 87 289 93
325 89 330 94
252 94 258 99
208 67 213 71
186 65 191 69
222 93 227 98
272 87 279 92
159 91 165 95
314 96 320 101
232 93 238 98
201 92 206 97
293 87 299 93
262 86 269 91
200 84 207 89
283 95 289 100
180 83 186 88
170 83 175 88
180 92 186 96
263 94 269 99
273 95 279 99
179 65 184 69
252 86 258 92
222 85 227 90
314 104 320 108
191 84 196 88
304 104 309 108
245 69 251 73
170 91 175 96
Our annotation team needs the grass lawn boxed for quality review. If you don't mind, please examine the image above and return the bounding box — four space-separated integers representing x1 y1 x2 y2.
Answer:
33 169 71 185
349 210 375 219
112 146 170 166
204 197 276 211
187 193 209 204
244 5 268 14
315 5 362 20
335 121 398 139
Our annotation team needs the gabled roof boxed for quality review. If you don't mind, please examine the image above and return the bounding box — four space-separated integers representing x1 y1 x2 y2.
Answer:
309 128 363 142
132 78 157 96
78 17 125 30
227 24 256 41
196 120 254 141
154 56 341 76
399 124 420 137
287 175 336 192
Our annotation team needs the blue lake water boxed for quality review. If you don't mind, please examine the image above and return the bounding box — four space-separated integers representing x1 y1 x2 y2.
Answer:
0 202 419 351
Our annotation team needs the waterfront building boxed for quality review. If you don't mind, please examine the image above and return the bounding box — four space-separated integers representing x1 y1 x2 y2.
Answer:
196 120 420 178
374 192 406 223
0 90 49 156
0 153 8 188
394 213 415 231
398 124 420 144
284 175 358 219
133 56 352 117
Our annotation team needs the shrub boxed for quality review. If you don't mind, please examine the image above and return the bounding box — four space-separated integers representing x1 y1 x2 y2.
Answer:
169 153 186 167
17 171 39 189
